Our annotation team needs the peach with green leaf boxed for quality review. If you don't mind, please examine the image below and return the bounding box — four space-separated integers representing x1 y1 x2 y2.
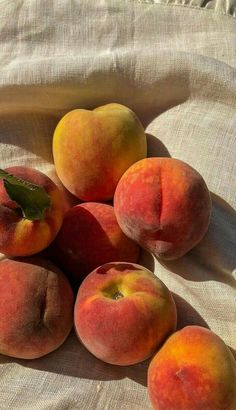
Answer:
0 166 64 257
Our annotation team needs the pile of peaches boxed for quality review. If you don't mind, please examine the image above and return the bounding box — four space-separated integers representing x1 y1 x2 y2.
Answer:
0 104 235 409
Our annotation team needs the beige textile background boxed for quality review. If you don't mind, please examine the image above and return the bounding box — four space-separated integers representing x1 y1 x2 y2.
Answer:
0 1 236 409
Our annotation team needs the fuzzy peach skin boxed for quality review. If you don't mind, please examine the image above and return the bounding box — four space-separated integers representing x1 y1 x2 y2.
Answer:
0 257 74 359
148 326 236 410
52 103 147 201
114 157 212 260
74 262 177 366
50 202 140 282
0 166 64 257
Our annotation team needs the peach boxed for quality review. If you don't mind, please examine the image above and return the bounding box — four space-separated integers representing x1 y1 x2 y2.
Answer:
50 202 140 282
52 103 147 201
148 326 236 410
74 262 177 366
114 157 212 260
0 257 74 359
0 166 64 257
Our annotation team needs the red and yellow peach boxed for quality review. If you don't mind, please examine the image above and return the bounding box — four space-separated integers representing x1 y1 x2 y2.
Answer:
0 166 64 257
148 326 236 410
114 157 212 260
52 103 147 201
74 262 177 366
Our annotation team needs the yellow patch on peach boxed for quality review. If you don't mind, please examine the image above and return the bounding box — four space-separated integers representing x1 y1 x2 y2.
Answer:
13 219 51 255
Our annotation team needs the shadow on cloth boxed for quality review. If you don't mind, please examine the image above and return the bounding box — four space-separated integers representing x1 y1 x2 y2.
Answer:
172 293 209 330
229 347 236 361
0 111 60 164
138 248 155 273
146 133 171 158
160 193 236 288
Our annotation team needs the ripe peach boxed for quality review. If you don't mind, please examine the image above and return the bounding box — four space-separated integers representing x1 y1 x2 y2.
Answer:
50 202 140 282
52 103 147 201
0 257 74 359
148 326 236 410
114 157 212 260
74 262 177 366
0 166 64 257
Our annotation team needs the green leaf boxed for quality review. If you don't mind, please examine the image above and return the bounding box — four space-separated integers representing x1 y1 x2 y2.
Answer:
0 169 51 221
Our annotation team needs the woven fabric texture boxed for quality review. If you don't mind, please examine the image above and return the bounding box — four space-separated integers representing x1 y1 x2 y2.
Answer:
0 1 235 409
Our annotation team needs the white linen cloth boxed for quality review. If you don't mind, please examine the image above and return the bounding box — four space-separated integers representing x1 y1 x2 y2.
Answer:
0 1 235 409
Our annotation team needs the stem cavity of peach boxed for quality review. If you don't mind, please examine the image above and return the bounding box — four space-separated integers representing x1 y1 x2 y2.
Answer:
113 291 124 300
102 283 125 300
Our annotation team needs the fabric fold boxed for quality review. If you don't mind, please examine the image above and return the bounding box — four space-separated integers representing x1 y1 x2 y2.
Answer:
136 0 236 17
